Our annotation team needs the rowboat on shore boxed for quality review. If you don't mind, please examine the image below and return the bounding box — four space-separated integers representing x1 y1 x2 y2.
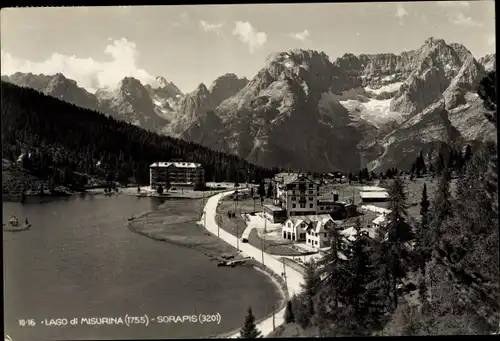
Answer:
8 216 19 226
4 221 31 232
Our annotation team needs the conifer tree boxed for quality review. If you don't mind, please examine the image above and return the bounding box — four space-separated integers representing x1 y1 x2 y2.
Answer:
385 176 411 309
417 183 430 306
284 300 295 324
295 260 320 328
239 307 262 338
346 218 384 334
258 181 265 199
317 227 351 327
266 181 273 198
429 167 452 244
434 153 445 176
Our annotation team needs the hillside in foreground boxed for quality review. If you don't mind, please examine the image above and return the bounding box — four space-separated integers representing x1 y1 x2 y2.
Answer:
1 81 279 188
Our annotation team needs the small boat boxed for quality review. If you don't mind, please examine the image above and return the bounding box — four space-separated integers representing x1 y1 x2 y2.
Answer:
9 216 19 227
4 222 30 232
127 216 135 221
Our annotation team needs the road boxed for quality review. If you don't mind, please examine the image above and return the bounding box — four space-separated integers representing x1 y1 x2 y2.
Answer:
201 190 305 338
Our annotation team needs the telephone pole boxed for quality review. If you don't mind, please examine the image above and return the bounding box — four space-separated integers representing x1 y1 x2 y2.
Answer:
261 236 265 264
236 221 240 251
282 258 288 289
272 304 275 331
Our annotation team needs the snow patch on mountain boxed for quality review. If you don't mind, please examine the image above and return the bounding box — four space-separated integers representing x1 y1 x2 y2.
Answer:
339 98 406 127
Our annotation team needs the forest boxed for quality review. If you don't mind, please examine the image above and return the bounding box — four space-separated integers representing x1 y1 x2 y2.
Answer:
1 81 280 187
273 71 499 337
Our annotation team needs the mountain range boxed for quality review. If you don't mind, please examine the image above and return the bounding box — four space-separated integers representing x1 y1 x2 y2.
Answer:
2 37 496 173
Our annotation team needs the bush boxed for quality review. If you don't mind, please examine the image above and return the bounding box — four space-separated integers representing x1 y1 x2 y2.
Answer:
193 181 206 191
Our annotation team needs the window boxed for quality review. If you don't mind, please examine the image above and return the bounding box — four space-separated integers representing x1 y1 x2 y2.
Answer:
300 233 305 239
300 203 305 208
309 184 313 188
309 190 313 194
309 204 313 208
320 206 324 210
308 197 313 201
292 196 296 201
292 204 296 208
292 190 296 194
315 240 318 245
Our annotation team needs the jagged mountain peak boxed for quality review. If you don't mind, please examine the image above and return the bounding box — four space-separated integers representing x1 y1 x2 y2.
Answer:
118 76 143 89
147 75 182 94
424 36 447 46
191 83 209 96
479 53 496 72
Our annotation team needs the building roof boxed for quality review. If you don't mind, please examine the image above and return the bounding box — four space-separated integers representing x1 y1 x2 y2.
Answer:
286 214 335 233
372 214 388 226
359 191 389 199
273 172 320 186
359 205 391 215
273 172 299 185
149 162 202 168
263 204 285 212
357 186 388 192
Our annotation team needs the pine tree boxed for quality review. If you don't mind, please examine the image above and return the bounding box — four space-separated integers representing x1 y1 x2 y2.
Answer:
284 300 295 324
239 307 262 338
385 176 411 310
417 183 430 306
429 167 452 244
157 184 164 195
266 181 273 198
296 259 321 328
346 219 385 335
387 176 409 225
316 227 351 331
434 153 445 176
258 181 265 199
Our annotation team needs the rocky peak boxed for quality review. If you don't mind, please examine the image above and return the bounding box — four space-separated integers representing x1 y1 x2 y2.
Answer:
191 83 210 98
116 77 150 100
148 76 182 95
209 73 249 107
424 37 446 47
151 76 169 89
479 53 496 72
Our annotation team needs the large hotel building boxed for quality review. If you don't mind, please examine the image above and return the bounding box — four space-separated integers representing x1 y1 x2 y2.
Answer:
149 162 205 189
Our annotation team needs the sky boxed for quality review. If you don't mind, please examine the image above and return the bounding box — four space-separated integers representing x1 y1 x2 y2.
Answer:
1 1 496 94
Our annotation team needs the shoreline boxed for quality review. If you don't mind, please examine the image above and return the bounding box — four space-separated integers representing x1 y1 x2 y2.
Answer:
200 190 305 338
211 265 289 339
124 193 285 339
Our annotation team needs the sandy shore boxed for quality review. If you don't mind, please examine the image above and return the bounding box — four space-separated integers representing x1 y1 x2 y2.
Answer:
86 186 231 200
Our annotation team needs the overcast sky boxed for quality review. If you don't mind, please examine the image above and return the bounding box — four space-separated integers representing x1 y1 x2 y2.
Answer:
1 1 495 93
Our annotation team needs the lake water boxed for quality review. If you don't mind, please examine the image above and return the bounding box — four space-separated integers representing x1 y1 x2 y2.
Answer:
3 195 280 340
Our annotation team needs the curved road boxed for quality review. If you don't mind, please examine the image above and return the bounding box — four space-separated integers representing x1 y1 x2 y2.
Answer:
202 190 304 337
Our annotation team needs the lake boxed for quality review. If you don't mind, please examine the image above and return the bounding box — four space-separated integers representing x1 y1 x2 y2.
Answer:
3 194 281 340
